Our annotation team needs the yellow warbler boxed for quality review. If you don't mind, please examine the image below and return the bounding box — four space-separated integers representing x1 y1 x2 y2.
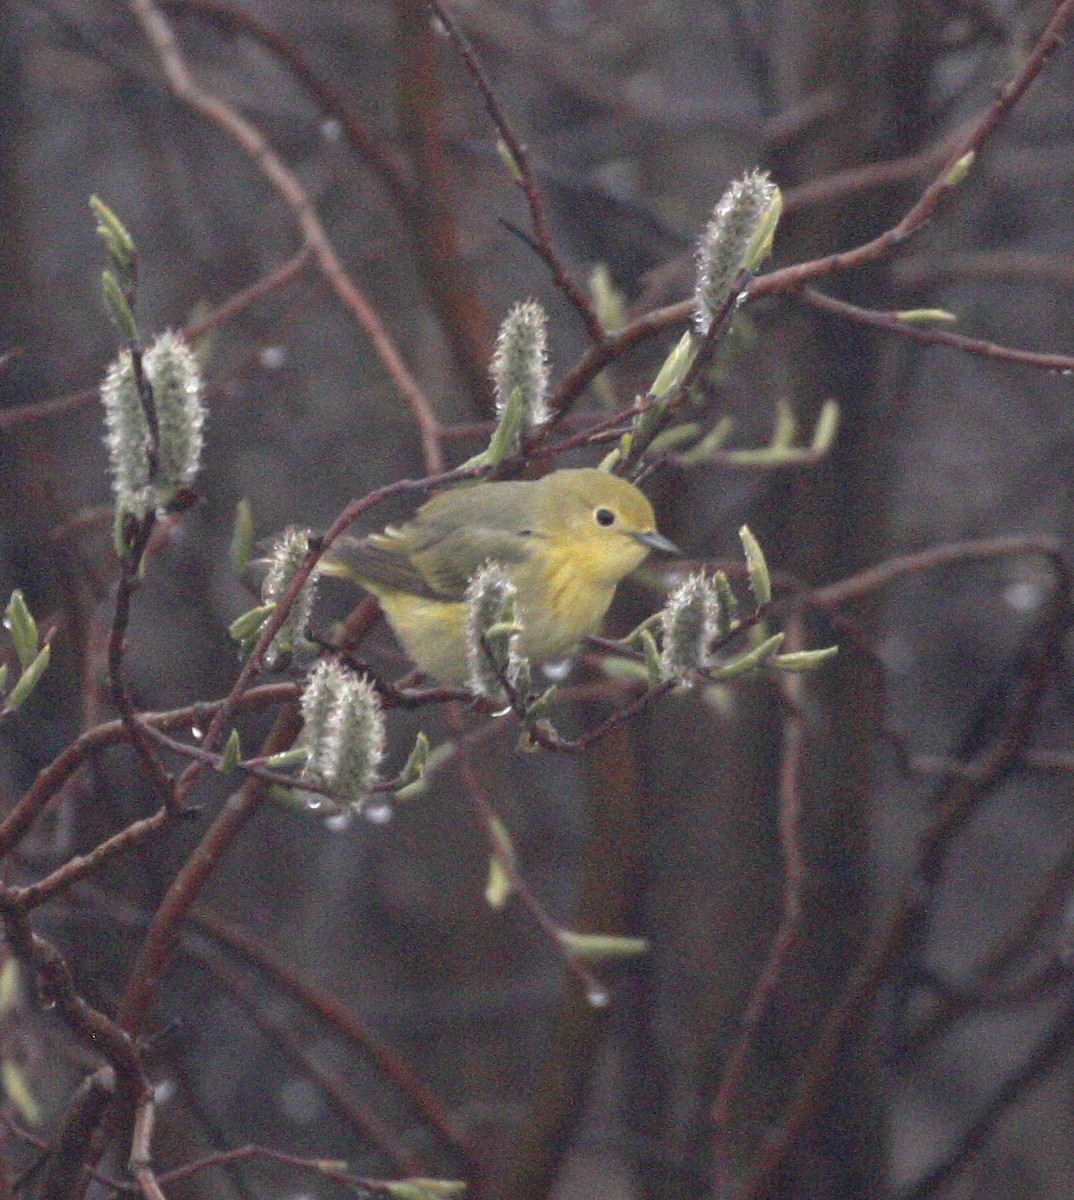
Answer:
321 468 677 684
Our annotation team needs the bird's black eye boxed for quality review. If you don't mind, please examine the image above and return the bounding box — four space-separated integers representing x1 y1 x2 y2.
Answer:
594 507 616 527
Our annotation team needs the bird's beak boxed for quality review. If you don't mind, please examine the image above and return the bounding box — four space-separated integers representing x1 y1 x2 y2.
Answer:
633 529 680 555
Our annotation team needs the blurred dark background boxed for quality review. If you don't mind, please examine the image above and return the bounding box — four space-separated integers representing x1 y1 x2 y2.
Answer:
3 2 1074 1198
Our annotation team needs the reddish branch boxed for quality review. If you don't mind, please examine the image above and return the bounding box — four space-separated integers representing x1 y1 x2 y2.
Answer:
801 287 1074 374
427 0 604 343
736 536 1073 1200
710 613 808 1200
547 0 1074 414
190 907 475 1169
128 0 446 474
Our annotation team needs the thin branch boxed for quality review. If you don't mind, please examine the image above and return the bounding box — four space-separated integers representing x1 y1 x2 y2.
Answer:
547 0 1074 411
801 287 1074 374
898 998 1074 1200
114 705 302 1037
427 0 604 343
128 0 445 473
711 613 807 1200
737 539 1074 1200
197 949 426 1175
189 907 476 1171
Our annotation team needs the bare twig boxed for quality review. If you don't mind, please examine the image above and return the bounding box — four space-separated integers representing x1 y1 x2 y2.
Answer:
190 907 476 1170
547 0 1074 411
738 538 1073 1200
427 0 604 343
898 996 1074 1200
801 287 1074 374
711 613 808 1200
128 0 445 473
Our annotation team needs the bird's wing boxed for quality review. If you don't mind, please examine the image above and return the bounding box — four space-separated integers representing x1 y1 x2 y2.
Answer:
410 524 535 599
322 524 535 602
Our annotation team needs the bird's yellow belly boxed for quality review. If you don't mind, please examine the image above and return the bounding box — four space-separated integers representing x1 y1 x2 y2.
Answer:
369 568 616 686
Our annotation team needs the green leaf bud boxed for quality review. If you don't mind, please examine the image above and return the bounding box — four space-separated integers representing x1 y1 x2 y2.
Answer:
4 590 39 671
89 196 136 287
739 525 772 607
559 931 650 961
4 645 50 714
230 498 256 576
772 645 840 672
217 729 242 773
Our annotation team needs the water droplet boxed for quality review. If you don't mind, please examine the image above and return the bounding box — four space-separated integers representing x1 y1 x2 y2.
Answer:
364 802 393 825
191 723 204 741
259 345 286 371
1062 369 1074 378
541 657 572 682
1004 579 1045 613
304 796 323 811
585 986 610 1009
320 117 343 142
324 811 353 832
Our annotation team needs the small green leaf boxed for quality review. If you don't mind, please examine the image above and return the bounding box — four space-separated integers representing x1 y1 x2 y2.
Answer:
0 664 7 697
712 570 737 637
459 385 527 472
100 270 139 341
2 1060 41 1125
771 398 797 451
739 525 772 607
772 645 840 671
89 195 136 283
589 263 625 333
4 590 38 671
397 731 430 788
710 632 784 679
485 817 516 909
943 150 975 187
263 746 310 771
0 960 20 1018
599 657 653 684
560 931 650 961
228 604 277 646
4 645 50 713
893 308 958 325
738 179 783 274
230 499 255 576
496 138 523 183
811 400 840 453
638 628 663 688
218 729 242 773
647 422 702 455
522 685 556 725
382 1180 467 1200
679 415 736 466
649 330 699 402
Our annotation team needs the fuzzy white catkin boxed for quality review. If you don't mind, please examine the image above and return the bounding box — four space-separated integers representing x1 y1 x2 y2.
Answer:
261 527 317 666
660 572 723 684
300 660 385 807
100 331 205 515
695 170 780 335
490 300 551 430
464 562 522 702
